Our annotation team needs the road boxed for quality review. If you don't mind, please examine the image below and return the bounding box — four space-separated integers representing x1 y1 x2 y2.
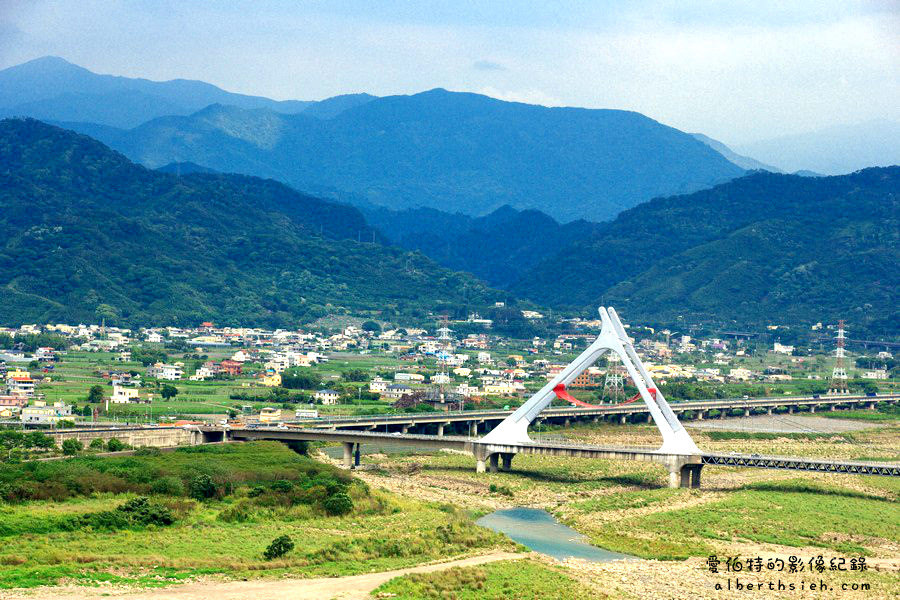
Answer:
3 552 528 600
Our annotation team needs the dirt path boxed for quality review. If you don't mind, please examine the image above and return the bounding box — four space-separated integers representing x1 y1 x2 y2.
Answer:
3 552 528 600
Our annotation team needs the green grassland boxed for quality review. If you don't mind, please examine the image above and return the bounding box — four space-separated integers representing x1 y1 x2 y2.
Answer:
0 442 515 589
372 559 601 600
367 435 900 562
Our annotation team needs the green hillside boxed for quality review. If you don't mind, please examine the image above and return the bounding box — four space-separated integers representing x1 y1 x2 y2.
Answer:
512 169 899 333
58 89 745 222
0 119 495 327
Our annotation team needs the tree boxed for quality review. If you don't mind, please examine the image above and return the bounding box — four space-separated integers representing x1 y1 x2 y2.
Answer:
25 431 54 449
87 385 105 404
263 535 295 560
361 320 381 333
160 384 178 400
106 438 127 452
340 369 367 382
188 474 217 500
281 368 322 390
62 438 83 455
323 492 353 516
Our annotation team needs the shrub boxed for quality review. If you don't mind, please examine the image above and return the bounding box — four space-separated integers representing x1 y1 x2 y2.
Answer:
73 496 175 530
263 534 294 560
134 447 162 456
218 500 253 523
323 492 353 516
61 438 83 455
271 479 294 493
150 476 185 496
89 438 105 450
188 474 217 500
247 485 266 498
106 438 127 452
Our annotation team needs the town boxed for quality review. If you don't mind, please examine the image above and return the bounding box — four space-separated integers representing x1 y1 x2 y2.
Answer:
1 313 894 436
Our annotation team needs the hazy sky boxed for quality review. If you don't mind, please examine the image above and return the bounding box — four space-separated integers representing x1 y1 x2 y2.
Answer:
1 0 897 144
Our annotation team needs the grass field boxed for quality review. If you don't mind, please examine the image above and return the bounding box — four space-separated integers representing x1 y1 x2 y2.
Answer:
373 559 601 599
0 442 515 589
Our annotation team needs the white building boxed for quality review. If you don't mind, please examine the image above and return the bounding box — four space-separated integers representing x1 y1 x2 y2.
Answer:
773 343 795 354
146 362 183 380
111 385 139 404
394 372 425 383
369 377 389 393
314 389 340 404
864 369 888 380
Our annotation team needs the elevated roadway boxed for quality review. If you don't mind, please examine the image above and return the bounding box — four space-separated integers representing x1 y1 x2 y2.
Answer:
227 426 899 489
286 394 898 435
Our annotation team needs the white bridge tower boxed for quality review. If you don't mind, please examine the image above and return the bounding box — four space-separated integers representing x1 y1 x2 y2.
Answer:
480 307 700 455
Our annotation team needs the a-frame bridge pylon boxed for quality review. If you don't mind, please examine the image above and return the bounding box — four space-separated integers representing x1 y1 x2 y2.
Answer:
480 307 700 455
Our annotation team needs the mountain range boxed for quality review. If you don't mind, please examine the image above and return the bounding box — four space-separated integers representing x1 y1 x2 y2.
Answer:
733 119 900 176
510 168 899 333
0 119 495 327
1 57 747 222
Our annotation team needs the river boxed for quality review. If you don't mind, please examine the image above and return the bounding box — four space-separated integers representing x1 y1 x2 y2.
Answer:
476 507 632 562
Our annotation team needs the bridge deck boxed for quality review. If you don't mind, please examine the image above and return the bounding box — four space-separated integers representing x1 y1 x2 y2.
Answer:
228 427 899 477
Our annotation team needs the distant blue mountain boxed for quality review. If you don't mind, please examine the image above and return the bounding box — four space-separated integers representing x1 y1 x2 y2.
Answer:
55 89 746 221
0 56 313 128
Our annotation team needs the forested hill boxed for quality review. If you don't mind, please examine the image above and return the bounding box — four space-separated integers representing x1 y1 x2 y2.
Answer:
58 89 745 222
0 119 496 327
363 204 601 288
511 168 899 333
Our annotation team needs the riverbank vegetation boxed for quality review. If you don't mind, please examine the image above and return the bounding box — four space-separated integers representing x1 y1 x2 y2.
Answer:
0 442 514 589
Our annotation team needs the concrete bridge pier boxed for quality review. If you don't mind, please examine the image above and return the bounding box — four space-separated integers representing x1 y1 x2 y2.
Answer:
660 455 704 489
619 415 627 425
743 408 751 417
488 453 500 473
500 453 514 471
469 421 479 437
437 423 447 436
401 425 409 434
719 410 727 419
342 442 354 469
696 411 704 420
809 405 816 413
767 407 773 415
788 406 794 414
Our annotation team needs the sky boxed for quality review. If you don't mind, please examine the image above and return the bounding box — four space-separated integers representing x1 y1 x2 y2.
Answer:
0 0 897 145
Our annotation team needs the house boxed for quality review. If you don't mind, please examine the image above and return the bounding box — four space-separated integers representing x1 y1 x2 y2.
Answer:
482 381 520 396
728 367 754 381
314 389 340 404
369 376 389 393
147 362 183 380
20 401 72 425
35 347 57 362
259 372 282 387
772 343 795 354
146 332 164 343
570 367 603 388
6 369 35 398
454 384 479 397
864 369 888 380
0 395 27 409
394 372 425 383
258 407 282 423
219 359 243 376
189 364 216 381
383 384 412 400
111 385 140 404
